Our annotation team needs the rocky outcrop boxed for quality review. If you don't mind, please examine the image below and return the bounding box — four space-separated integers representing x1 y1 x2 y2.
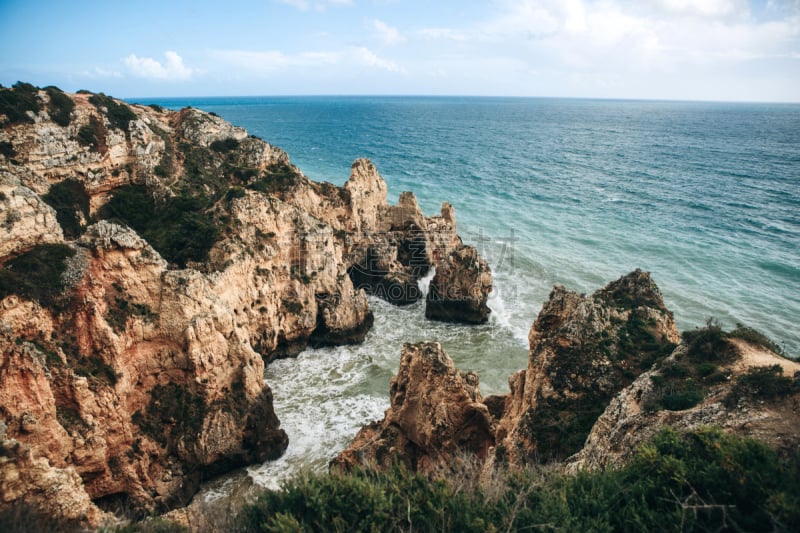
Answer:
492 269 679 465
426 244 492 323
332 342 494 473
0 438 111 528
567 338 800 472
0 222 288 526
339 270 680 474
0 175 63 258
0 84 490 526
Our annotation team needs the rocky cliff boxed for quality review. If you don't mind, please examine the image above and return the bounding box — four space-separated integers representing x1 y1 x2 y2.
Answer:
337 270 680 472
0 83 492 527
337 270 798 484
332 341 495 473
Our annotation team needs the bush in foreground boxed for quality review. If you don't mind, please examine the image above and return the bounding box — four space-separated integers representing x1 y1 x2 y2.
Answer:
235 427 799 532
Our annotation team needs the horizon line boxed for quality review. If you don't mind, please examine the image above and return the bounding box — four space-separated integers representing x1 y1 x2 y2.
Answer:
123 93 800 106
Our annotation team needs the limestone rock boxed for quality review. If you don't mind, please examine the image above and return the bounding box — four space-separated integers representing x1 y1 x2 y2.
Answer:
0 176 63 258
333 342 495 473
492 269 679 465
0 85 489 525
426 244 492 323
0 439 112 530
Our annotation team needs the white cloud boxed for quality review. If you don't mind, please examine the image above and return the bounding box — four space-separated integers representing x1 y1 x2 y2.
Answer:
124 51 192 80
350 46 402 71
372 19 405 45
418 27 469 42
211 49 340 73
648 0 749 19
211 47 401 74
482 0 800 71
275 0 353 11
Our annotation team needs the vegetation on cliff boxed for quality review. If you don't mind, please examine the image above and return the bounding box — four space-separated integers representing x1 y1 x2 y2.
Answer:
98 184 219 267
234 427 799 533
0 243 75 309
647 320 797 412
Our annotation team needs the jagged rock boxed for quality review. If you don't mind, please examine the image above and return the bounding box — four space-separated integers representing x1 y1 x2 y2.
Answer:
492 269 679 465
0 85 488 524
174 107 247 147
426 244 492 323
0 439 112 529
337 270 680 476
0 220 289 519
333 342 495 473
0 176 63 258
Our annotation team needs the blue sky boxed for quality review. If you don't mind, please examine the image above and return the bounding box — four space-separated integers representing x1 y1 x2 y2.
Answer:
1 0 798 101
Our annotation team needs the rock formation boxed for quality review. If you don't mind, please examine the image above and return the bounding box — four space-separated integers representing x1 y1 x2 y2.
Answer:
332 342 495 473
0 84 491 527
491 269 680 465
426 244 492 323
338 270 681 472
339 268 799 487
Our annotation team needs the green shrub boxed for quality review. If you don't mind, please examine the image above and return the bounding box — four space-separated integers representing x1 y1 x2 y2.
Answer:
146 103 165 113
44 86 74 127
77 116 103 150
132 383 206 448
682 318 733 362
98 184 220 267
729 323 786 357
724 365 797 408
210 137 239 152
0 244 75 309
235 428 800 532
73 355 119 387
89 93 137 132
658 382 704 411
0 81 40 124
247 163 303 195
225 186 246 202
154 164 170 178
41 178 90 239
0 140 16 159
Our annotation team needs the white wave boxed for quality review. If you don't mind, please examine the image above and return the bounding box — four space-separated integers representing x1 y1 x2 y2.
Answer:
417 267 436 297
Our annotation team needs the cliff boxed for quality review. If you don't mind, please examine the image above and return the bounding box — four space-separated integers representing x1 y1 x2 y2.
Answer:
0 83 492 527
337 270 798 483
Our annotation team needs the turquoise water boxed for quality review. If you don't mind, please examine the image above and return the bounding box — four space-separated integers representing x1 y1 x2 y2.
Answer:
135 96 800 487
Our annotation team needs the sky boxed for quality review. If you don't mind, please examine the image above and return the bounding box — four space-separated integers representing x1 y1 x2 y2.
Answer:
0 0 799 101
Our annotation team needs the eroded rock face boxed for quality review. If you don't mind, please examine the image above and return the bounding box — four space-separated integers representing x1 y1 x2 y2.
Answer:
0 222 288 525
0 438 112 528
333 342 495 473
0 175 63 258
339 270 680 476
426 244 492 323
0 85 489 526
493 269 679 465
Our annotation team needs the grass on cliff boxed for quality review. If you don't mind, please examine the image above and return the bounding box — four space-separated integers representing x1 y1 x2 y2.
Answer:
648 319 792 412
42 178 91 239
89 92 137 133
98 184 219 267
229 427 799 533
0 81 40 124
0 243 75 309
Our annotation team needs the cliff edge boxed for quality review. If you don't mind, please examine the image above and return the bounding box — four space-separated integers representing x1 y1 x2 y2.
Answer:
0 83 492 527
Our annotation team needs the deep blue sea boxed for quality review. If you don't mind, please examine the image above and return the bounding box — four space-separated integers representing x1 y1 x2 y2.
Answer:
134 96 800 489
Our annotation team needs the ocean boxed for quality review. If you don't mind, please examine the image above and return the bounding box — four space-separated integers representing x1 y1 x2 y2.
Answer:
134 96 800 490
